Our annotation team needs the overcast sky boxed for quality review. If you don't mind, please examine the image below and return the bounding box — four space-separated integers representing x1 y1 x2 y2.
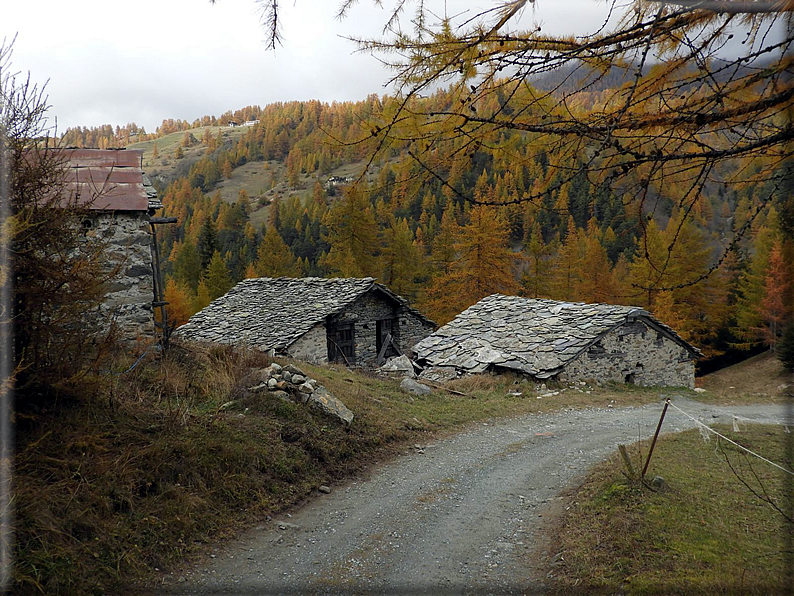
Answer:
3 1 759 134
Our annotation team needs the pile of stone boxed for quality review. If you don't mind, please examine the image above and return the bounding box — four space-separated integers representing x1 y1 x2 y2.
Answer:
248 362 354 425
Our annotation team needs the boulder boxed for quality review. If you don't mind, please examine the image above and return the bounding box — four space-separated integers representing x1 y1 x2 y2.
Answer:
291 374 306 385
269 390 290 402
400 377 432 396
283 364 306 376
308 387 354 425
380 354 416 377
298 382 314 394
419 366 458 383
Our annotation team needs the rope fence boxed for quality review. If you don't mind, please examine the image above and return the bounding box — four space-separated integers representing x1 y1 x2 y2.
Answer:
666 400 794 478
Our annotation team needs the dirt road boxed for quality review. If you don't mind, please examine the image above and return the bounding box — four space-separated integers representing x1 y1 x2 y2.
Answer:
157 397 791 595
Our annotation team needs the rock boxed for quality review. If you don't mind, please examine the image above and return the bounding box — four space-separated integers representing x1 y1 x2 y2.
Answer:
219 400 237 410
318 485 331 494
650 475 668 491
778 383 790 392
291 374 306 385
268 362 282 375
283 364 305 376
248 382 268 392
282 371 292 383
298 382 314 394
308 386 354 425
269 390 290 402
419 366 458 383
694 387 707 393
267 378 278 389
380 354 415 376
400 377 432 396
275 381 288 391
240 368 269 386
274 520 300 530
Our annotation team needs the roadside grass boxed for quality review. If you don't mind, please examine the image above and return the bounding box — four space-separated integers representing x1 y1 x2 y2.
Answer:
12 346 673 595
546 424 792 595
695 351 792 405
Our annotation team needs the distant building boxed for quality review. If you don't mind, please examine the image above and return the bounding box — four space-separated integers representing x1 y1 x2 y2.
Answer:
243 119 260 127
174 277 436 365
60 148 161 342
413 295 701 388
325 175 354 189
227 121 239 127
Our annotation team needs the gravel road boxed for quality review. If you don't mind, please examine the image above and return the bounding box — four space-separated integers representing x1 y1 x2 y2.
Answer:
157 397 792 595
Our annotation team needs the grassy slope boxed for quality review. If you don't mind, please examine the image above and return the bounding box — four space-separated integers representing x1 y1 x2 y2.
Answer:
546 425 791 594
696 351 792 405
13 346 675 595
546 354 793 593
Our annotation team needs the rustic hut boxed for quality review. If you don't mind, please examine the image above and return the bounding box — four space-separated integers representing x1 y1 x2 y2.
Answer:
413 294 701 388
173 277 436 365
61 148 161 342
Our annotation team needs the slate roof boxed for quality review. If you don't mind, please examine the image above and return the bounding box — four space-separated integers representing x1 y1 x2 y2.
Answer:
173 277 433 351
413 294 701 379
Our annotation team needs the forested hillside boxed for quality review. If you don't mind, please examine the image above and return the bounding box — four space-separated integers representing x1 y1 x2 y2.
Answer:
74 81 791 366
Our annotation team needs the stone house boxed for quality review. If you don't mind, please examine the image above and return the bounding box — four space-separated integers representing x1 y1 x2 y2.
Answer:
62 148 161 342
413 294 701 388
173 277 436 365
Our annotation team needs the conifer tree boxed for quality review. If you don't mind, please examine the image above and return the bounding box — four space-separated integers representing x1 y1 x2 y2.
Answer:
197 217 218 270
323 185 379 277
204 251 233 300
172 241 202 292
424 205 519 323
381 218 421 300
522 221 553 299
756 241 791 352
573 218 615 303
255 226 299 277
549 217 581 301
163 277 195 327
194 278 212 311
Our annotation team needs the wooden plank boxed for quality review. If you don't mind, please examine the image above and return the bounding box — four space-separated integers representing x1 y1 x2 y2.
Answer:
64 168 143 184
64 184 149 211
61 148 142 167
376 332 392 366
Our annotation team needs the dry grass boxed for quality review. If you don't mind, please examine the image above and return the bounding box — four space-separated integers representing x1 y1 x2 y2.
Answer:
10 348 702 595
696 351 792 405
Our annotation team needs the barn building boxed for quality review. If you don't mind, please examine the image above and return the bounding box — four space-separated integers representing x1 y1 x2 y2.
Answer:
62 148 161 342
173 277 436 365
413 294 701 388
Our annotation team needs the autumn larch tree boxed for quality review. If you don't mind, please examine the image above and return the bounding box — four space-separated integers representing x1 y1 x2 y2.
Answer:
255 226 300 277
333 0 792 300
423 204 520 324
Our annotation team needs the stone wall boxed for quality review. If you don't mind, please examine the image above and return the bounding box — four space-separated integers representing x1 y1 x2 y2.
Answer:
85 211 155 343
397 308 436 357
330 292 396 365
559 320 695 388
288 324 329 364
284 291 435 366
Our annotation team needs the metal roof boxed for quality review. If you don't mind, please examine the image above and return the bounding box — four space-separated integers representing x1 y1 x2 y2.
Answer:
58 148 153 211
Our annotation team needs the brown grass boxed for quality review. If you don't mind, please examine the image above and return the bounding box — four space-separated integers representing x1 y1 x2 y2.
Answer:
10 348 707 595
696 351 792 405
